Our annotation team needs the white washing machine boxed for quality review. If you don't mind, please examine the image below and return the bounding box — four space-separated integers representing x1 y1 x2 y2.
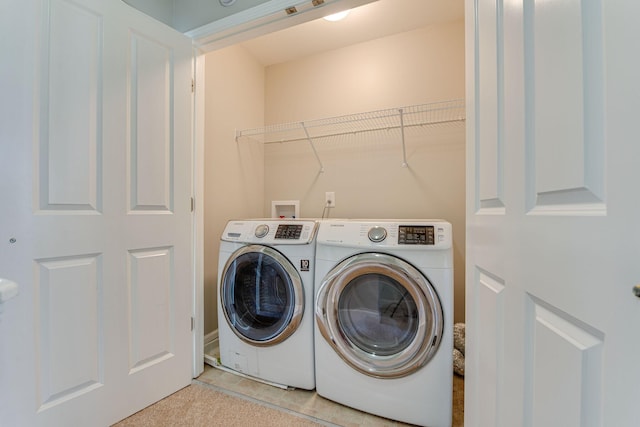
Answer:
217 219 318 390
314 219 453 427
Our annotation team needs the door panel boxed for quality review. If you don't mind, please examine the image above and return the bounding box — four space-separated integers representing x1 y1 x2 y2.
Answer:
525 0 605 213
129 32 173 211
0 0 194 425
128 247 174 373
526 297 603 427
466 0 640 426
39 0 102 211
472 270 504 427
35 255 103 410
477 0 504 211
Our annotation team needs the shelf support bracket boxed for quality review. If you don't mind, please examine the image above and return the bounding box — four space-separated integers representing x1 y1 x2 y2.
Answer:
399 108 408 167
301 122 325 173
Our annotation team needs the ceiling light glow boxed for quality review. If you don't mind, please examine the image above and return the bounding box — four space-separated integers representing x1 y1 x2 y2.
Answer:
323 10 350 22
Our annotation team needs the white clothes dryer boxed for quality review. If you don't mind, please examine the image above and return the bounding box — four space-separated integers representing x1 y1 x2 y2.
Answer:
314 220 453 427
217 219 318 390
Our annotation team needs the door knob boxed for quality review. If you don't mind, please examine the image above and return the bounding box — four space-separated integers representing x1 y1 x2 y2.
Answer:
0 278 19 303
633 285 640 298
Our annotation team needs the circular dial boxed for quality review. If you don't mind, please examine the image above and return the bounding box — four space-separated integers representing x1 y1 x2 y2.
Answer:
367 226 387 242
254 224 269 238
219 0 237 6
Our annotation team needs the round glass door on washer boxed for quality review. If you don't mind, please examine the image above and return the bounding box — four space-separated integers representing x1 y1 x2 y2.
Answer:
221 244 304 346
316 252 443 378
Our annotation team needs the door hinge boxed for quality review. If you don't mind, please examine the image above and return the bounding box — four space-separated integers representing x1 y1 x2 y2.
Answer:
190 197 195 212
191 317 195 331
191 79 194 93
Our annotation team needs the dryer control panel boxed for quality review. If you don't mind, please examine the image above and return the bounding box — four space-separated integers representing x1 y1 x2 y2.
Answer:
317 220 452 249
398 225 435 245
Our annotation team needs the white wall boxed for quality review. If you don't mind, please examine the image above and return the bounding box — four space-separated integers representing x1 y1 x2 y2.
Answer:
203 45 265 335
263 20 467 323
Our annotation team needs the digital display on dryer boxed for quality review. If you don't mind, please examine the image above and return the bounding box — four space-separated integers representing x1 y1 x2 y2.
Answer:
398 225 434 245
275 224 303 239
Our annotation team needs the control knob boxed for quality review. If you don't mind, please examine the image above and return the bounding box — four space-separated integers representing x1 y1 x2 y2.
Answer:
255 224 269 238
368 226 387 243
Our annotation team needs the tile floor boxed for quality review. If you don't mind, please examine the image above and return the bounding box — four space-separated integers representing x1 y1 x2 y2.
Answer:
198 341 464 427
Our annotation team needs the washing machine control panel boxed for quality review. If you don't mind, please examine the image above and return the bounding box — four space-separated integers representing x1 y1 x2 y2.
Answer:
222 220 318 244
275 224 303 239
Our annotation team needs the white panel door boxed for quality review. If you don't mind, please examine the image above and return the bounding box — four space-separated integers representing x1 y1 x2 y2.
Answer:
465 0 640 426
0 0 194 425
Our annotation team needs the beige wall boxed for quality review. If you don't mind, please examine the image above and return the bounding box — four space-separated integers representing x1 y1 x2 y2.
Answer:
263 20 466 323
264 22 465 122
203 45 265 336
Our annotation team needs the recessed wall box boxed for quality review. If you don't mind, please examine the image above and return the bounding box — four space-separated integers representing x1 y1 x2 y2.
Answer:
271 200 300 218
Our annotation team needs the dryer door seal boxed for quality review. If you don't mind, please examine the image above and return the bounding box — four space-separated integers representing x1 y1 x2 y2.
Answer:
316 252 443 378
221 244 304 346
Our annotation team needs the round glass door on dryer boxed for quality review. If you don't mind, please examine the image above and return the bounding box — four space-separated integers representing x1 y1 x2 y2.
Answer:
315 252 443 378
221 244 304 346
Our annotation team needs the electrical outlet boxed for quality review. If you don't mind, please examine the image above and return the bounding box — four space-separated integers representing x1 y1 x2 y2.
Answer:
325 192 335 208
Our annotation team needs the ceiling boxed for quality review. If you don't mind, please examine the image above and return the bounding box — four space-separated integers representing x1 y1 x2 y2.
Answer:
123 0 464 66
238 0 464 66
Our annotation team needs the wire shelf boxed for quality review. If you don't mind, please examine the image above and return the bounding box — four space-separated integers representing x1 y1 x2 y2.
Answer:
235 99 465 170
236 99 465 144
